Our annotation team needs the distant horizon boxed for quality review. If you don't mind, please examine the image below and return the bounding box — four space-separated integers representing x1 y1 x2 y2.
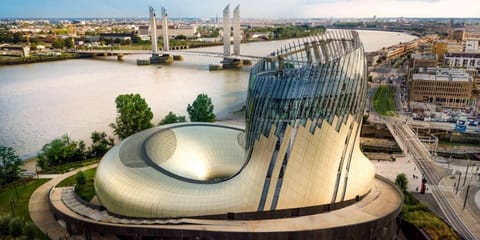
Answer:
2 16 480 20
1 0 479 19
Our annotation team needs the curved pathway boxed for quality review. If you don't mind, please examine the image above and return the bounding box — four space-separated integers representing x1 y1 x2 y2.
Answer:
28 164 98 240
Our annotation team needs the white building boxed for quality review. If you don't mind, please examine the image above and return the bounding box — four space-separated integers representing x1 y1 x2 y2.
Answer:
138 25 197 39
445 52 480 69
465 39 479 52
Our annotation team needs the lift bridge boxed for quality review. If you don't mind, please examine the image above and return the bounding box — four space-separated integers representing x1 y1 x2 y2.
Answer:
74 5 261 68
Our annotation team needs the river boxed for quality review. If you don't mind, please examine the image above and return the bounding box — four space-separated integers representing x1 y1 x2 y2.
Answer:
0 30 416 158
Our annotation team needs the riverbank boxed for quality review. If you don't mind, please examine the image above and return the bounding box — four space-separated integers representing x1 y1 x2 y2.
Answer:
328 26 422 36
0 53 86 65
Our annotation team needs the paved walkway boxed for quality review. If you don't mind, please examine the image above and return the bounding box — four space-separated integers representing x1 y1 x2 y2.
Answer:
373 155 431 193
28 164 98 240
438 176 480 238
373 151 480 239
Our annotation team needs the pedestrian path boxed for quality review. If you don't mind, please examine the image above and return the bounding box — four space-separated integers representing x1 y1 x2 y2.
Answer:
28 164 98 240
439 176 480 238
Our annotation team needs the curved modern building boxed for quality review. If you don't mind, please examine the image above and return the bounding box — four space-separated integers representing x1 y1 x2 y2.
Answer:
245 30 374 211
50 30 402 240
94 30 375 218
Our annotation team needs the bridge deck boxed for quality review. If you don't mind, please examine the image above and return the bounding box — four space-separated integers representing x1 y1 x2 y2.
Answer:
72 49 262 60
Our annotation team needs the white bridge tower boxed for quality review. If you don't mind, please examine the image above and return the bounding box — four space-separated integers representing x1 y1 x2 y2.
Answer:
220 4 243 68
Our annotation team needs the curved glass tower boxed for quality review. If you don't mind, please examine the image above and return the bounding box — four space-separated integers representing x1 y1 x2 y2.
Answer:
246 30 368 149
245 30 374 210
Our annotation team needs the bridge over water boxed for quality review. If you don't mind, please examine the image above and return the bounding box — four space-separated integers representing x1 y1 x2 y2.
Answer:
72 48 263 61
74 4 262 68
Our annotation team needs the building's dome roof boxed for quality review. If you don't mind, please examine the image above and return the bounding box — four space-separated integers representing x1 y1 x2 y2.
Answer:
144 124 245 181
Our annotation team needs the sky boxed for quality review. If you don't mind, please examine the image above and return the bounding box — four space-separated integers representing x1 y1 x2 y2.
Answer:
0 0 478 19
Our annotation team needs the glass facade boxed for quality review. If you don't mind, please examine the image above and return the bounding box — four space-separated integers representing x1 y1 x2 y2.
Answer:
246 30 368 151
245 30 373 209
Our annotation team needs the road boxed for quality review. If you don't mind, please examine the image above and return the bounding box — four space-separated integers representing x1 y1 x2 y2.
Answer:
368 59 479 239
385 117 478 240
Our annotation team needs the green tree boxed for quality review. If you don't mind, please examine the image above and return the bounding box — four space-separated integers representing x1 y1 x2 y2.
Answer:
187 93 216 122
89 131 114 158
30 42 37 50
110 93 154 140
0 215 11 238
37 134 86 169
76 170 86 185
23 221 36 240
175 35 187 40
0 30 14 43
51 38 64 49
9 217 23 239
0 146 22 186
158 112 186 125
395 173 408 192
12 32 24 44
131 35 142 44
64 37 74 49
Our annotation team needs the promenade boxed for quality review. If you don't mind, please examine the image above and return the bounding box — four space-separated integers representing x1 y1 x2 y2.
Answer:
28 164 98 240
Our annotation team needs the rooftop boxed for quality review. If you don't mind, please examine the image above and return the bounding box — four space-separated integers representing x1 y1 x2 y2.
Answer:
412 68 472 82
446 52 480 58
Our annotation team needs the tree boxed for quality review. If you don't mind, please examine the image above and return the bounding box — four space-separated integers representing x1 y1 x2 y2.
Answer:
12 32 24 44
51 38 64 49
9 217 23 239
159 112 186 125
0 146 22 186
23 221 36 240
89 131 114 158
0 215 11 238
76 170 86 185
37 134 86 170
175 35 187 40
187 93 216 122
0 30 14 43
64 37 74 49
395 173 408 192
110 93 154 140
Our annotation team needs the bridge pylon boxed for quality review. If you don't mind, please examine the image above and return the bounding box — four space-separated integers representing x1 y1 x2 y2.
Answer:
148 6 173 64
217 4 244 69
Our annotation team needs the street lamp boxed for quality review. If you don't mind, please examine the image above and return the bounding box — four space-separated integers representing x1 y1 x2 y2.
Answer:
455 171 462 195
462 159 471 187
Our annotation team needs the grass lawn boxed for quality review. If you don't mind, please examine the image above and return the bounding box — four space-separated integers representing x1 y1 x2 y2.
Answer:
0 179 50 220
0 179 50 239
0 55 21 60
57 168 97 202
373 85 397 116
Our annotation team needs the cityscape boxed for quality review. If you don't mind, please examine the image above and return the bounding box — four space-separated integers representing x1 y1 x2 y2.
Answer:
0 1 480 240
